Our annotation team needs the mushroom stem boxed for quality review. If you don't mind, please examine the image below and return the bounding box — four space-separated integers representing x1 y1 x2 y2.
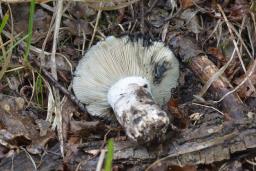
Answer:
107 76 170 143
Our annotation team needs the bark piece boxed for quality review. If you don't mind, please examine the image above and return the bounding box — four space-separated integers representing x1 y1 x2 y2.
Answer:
111 117 256 167
0 112 255 169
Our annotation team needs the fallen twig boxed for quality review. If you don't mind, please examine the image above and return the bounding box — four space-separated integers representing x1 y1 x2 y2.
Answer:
30 56 113 123
30 56 90 119
169 35 247 120
88 9 102 48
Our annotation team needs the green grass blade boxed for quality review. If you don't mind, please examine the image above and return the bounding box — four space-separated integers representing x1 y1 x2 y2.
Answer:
0 12 9 34
104 138 114 171
24 0 36 64
5 34 29 54
36 73 44 106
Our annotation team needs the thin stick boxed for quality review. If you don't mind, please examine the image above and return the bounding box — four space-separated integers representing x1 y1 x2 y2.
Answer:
217 5 246 72
95 150 106 171
213 59 256 103
192 102 224 116
169 35 245 120
51 0 63 80
197 15 245 97
20 147 38 171
30 56 90 118
145 0 158 15
216 4 256 101
49 0 64 158
88 9 102 48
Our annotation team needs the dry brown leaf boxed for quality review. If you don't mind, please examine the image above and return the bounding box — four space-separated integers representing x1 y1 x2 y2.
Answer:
0 94 54 154
11 5 51 44
32 9 52 43
147 7 169 27
180 0 194 9
69 120 106 139
168 99 190 129
228 0 250 21
207 47 226 63
180 9 202 34
63 19 92 36
234 59 256 98
68 2 96 18
61 98 77 142
26 131 55 154
207 47 239 79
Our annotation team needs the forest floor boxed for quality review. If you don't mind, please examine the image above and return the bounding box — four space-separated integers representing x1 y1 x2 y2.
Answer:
0 0 256 171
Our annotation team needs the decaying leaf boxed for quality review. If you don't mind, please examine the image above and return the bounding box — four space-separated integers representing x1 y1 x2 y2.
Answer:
42 54 73 72
234 59 256 98
26 131 55 154
0 0 256 170
11 4 51 44
147 7 169 27
180 8 202 34
207 47 226 64
68 2 96 18
207 46 239 79
63 19 92 36
228 0 250 21
180 0 194 9
0 94 54 154
168 99 190 129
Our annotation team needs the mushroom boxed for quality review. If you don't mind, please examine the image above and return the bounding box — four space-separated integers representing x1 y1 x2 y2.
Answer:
73 35 179 143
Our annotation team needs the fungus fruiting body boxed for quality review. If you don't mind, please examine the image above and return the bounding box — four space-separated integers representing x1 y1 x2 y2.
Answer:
73 36 179 143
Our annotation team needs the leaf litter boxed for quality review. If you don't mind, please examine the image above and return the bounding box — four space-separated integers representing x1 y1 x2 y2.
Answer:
0 0 256 170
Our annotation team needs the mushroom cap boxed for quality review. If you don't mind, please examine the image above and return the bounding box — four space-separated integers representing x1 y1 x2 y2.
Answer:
73 36 179 117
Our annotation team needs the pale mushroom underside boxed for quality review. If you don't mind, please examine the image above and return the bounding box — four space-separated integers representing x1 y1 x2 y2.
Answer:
73 36 179 117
